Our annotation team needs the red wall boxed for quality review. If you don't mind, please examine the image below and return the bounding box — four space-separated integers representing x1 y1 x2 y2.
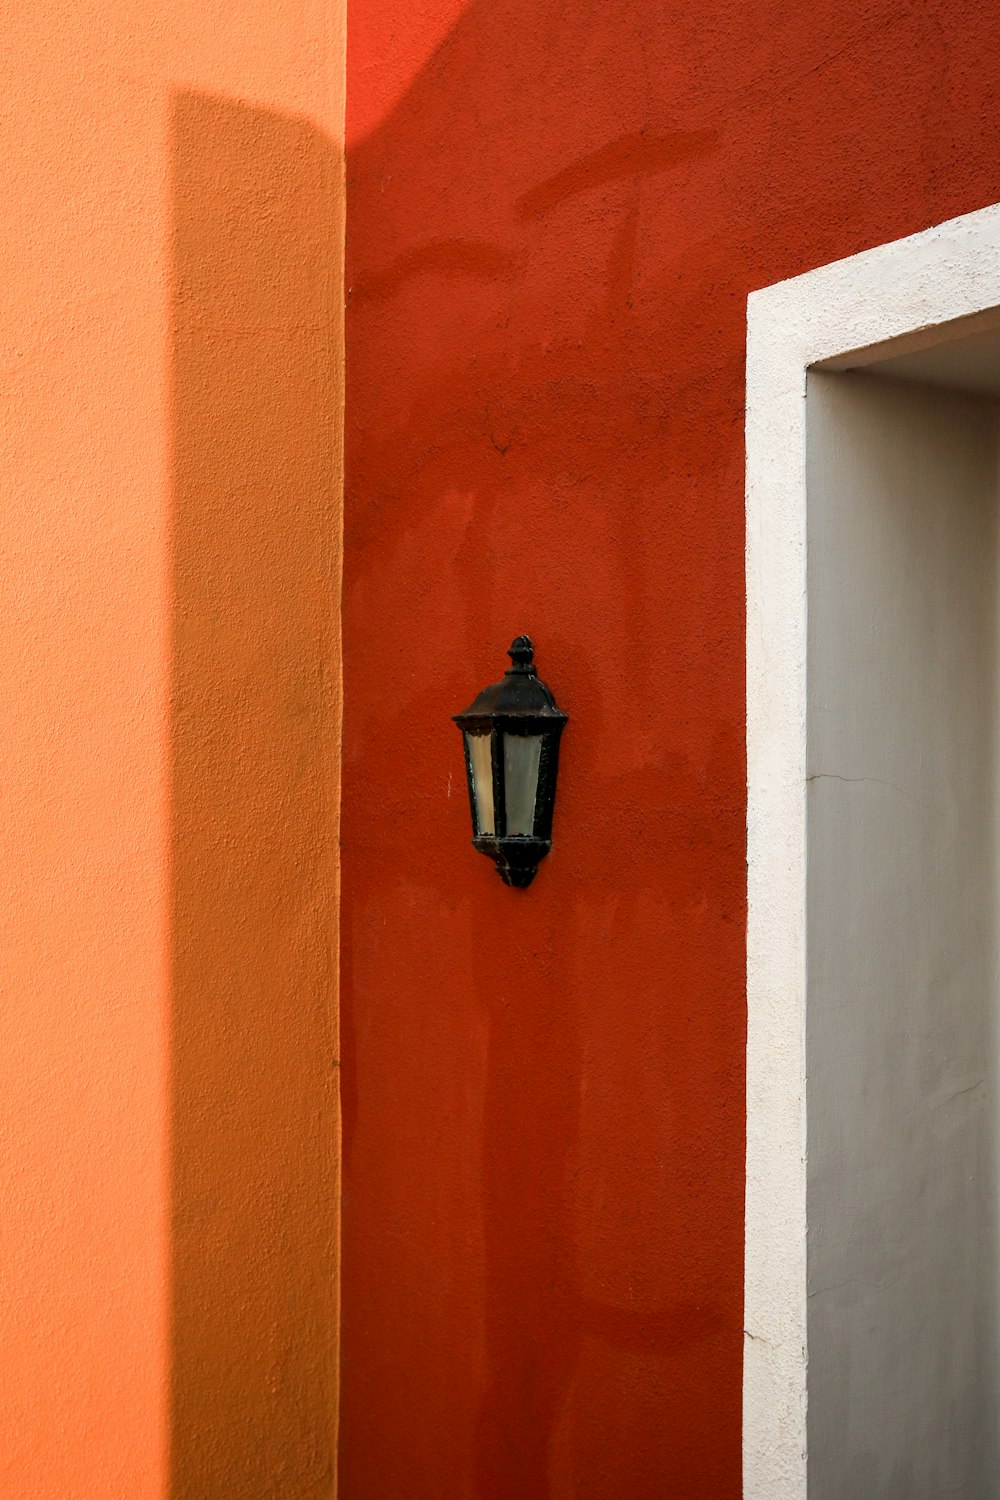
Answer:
342 2 1000 1494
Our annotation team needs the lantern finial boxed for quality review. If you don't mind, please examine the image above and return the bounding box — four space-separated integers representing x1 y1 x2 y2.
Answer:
507 635 535 674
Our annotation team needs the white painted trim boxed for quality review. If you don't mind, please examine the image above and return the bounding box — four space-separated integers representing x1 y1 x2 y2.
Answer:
744 201 1000 1500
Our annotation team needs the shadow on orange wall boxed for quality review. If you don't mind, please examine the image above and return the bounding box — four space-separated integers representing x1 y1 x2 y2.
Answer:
170 91 341 1499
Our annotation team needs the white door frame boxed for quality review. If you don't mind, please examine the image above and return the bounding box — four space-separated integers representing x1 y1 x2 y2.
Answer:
744 200 1000 1500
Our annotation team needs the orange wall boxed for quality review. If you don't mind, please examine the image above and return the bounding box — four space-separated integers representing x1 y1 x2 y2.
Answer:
1 5 344 1497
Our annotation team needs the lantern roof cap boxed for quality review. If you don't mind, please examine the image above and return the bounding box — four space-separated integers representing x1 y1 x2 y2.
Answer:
453 635 568 725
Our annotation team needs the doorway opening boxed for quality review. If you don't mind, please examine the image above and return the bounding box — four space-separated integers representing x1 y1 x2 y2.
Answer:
745 204 1000 1499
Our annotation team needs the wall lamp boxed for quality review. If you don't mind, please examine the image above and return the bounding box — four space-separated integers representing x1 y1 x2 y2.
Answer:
453 636 568 887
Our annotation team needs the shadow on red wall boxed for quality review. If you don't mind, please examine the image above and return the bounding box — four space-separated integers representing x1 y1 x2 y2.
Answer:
340 0 1000 1495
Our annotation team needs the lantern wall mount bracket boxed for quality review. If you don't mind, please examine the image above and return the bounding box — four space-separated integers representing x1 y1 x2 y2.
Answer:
453 636 568 887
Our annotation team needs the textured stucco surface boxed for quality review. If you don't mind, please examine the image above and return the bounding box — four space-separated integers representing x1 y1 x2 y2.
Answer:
342 3 1000 1496
0 4 344 1496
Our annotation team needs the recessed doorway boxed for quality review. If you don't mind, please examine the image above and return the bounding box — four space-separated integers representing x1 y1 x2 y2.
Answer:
745 203 1000 1500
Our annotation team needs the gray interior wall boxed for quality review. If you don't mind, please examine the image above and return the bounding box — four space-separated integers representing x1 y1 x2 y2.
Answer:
806 370 1000 1499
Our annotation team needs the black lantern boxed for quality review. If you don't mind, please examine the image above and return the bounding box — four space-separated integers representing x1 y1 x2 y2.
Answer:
453 636 568 887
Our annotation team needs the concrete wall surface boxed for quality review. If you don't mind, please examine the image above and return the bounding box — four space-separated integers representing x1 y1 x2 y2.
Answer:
808 372 1000 1497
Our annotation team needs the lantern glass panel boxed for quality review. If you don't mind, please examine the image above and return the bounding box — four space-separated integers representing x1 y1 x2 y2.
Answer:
465 732 495 834
502 732 542 835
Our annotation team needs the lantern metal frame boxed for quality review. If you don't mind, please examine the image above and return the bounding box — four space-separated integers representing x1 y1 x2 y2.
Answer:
453 636 568 887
